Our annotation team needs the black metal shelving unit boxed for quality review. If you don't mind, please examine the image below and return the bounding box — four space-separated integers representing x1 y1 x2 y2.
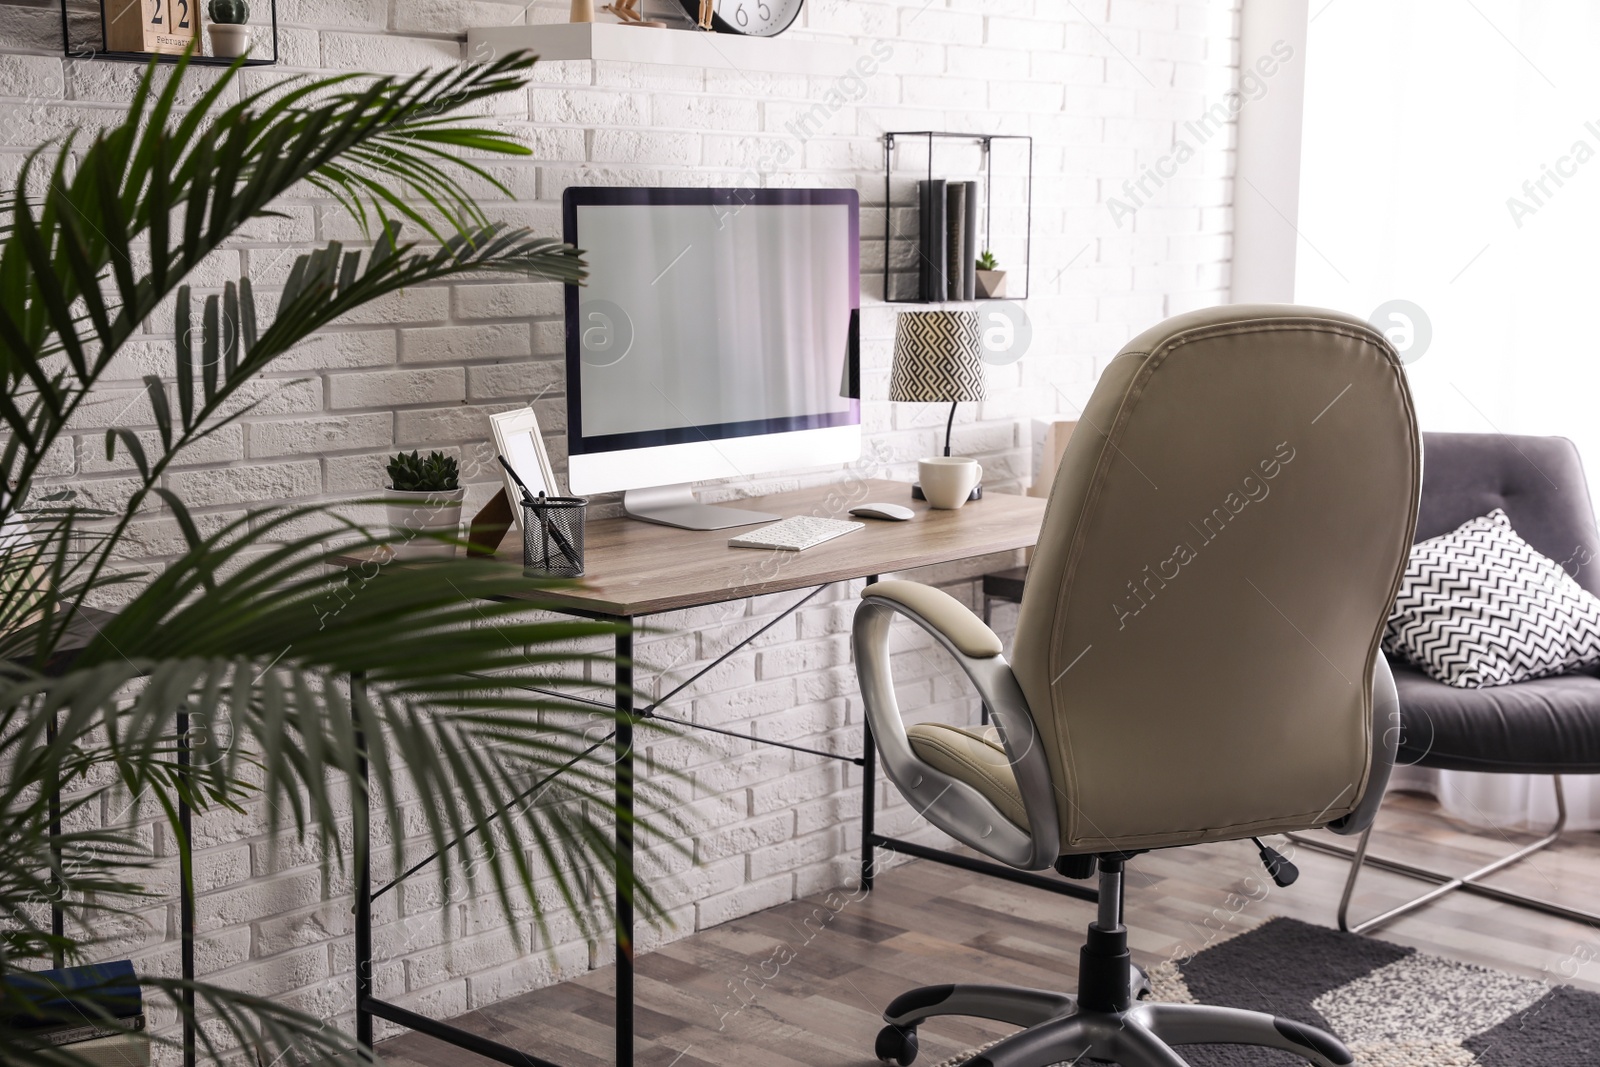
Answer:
882 130 1033 304
44 727 197 1066
58 0 279 66
38 610 198 1066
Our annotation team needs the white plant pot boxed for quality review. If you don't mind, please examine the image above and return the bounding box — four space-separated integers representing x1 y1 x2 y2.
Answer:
208 23 251 58
385 488 465 560
975 269 1008 299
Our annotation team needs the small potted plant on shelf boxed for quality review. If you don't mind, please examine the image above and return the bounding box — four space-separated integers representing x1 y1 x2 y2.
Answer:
207 0 251 58
975 249 1007 299
386 450 465 560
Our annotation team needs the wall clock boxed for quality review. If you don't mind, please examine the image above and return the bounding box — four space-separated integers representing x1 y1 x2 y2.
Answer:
677 0 802 36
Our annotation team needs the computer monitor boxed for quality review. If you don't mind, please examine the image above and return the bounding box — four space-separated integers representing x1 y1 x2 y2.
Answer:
563 187 861 530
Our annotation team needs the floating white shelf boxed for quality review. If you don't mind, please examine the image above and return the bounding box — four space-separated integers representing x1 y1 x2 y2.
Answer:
467 22 839 75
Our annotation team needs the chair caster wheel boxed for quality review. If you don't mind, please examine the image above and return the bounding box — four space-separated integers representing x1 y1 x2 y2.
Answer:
875 1023 919 1065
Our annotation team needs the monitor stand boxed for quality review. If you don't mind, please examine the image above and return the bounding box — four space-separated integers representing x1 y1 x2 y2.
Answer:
622 484 779 531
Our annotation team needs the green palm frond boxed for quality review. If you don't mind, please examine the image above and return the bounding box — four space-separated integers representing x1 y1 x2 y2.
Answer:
19 497 687 941
1 506 689 1060
0 47 694 1067
0 47 577 526
96 223 580 518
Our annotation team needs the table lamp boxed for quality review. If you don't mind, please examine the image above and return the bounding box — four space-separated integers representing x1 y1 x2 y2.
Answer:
890 310 987 501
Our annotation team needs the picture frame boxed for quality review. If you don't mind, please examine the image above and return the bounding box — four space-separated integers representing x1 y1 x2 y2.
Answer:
489 407 560 530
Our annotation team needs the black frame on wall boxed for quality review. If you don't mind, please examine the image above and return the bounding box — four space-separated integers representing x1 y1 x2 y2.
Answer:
58 0 279 66
882 130 1033 304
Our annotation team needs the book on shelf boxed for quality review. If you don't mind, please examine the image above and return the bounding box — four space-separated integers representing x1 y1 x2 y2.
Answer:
961 180 979 300
4 959 142 1029
945 183 967 301
44 1030 152 1067
19 1013 147 1049
5 959 145 1062
916 178 931 300
917 178 948 301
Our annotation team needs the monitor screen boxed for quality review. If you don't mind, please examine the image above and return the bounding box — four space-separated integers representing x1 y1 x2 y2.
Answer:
564 188 860 457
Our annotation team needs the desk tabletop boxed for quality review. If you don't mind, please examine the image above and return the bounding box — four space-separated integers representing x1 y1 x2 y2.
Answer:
331 480 1046 619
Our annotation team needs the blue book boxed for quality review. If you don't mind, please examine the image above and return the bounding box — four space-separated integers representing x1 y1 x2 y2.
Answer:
4 960 141 1028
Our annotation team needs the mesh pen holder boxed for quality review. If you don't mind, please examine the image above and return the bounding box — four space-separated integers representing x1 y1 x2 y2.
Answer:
522 496 587 578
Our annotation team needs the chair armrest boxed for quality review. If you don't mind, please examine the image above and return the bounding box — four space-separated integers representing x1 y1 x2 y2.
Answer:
1325 651 1401 836
860 580 1004 657
853 581 1060 871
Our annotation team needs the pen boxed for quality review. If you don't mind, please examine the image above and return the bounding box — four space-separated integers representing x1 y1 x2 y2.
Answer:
497 456 579 570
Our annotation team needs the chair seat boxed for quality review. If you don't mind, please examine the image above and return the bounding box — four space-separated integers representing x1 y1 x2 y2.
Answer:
905 722 1027 828
1392 661 1600 773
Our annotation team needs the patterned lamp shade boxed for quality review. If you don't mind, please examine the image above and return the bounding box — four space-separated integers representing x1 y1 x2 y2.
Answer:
889 311 987 403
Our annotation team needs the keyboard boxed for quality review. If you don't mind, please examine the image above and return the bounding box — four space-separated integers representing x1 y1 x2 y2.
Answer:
728 515 864 552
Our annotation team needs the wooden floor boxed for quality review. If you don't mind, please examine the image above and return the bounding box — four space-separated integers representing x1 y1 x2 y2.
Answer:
378 794 1600 1067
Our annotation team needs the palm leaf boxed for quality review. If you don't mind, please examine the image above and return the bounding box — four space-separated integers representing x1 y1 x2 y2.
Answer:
0 48 556 527
0 45 701 1067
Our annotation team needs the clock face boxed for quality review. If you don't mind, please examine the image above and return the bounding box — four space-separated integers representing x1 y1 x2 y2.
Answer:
680 0 803 36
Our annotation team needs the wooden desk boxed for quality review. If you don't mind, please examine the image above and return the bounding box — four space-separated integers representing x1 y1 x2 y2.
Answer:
333 478 1046 618
345 481 1062 1067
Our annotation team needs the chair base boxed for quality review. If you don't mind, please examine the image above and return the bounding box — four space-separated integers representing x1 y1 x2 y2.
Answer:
873 857 1352 1067
877 985 1350 1066
1286 774 1600 934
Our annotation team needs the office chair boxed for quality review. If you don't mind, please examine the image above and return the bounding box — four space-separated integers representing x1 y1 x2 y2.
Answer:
853 305 1420 1067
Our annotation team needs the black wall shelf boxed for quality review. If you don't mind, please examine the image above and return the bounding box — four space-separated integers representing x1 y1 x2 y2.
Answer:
882 130 1033 304
59 0 279 66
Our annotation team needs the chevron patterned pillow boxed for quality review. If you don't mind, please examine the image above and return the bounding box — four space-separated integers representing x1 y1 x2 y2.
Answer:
1384 509 1600 688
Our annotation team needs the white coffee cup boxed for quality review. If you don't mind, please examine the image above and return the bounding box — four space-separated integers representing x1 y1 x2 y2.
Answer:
919 457 983 509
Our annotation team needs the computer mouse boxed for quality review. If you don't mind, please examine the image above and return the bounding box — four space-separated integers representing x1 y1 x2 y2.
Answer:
849 502 915 522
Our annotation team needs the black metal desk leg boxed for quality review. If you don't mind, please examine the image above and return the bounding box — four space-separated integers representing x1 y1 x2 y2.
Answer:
980 596 993 725
861 574 879 892
352 672 373 1058
46 711 63 970
861 724 877 892
177 709 196 1067
615 628 635 1067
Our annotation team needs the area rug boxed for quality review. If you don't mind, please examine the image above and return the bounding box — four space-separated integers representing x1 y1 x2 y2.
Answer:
931 917 1600 1066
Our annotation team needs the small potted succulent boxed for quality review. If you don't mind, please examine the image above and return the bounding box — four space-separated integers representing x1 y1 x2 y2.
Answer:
385 450 465 560
975 249 1007 299
207 0 251 58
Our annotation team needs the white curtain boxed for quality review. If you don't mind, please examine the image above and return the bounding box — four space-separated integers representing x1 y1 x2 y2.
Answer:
1296 0 1600 830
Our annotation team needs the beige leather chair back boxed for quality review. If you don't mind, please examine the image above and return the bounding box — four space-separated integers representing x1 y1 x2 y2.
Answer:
1012 305 1420 853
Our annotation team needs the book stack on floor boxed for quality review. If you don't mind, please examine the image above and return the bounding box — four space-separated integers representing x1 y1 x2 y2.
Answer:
917 178 980 301
5 960 149 1066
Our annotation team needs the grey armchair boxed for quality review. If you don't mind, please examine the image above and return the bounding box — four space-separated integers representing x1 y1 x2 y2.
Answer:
851 305 1420 1067
1292 431 1600 934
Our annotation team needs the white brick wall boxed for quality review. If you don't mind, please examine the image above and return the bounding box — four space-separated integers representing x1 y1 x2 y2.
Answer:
0 0 1242 1060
